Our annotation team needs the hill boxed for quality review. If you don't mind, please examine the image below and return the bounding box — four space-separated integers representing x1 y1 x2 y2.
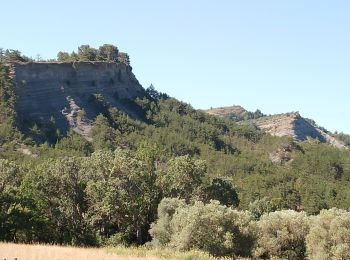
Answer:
206 105 247 117
1 44 350 259
205 106 347 148
253 112 346 148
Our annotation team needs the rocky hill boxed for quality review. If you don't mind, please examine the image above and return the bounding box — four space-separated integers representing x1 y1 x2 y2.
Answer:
206 105 247 117
254 112 346 148
3 59 347 149
205 106 347 148
8 61 144 138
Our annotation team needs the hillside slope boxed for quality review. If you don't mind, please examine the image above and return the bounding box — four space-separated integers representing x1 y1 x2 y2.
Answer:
254 112 346 148
206 105 247 117
205 106 346 148
2 48 350 252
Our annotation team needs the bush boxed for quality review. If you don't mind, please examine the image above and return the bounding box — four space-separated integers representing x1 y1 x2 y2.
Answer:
254 210 309 259
104 233 129 247
248 197 282 220
306 208 350 260
150 199 256 257
149 198 187 247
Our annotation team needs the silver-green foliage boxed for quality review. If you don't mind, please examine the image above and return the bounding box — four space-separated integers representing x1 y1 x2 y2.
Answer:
254 210 309 259
150 198 256 257
306 208 350 260
149 198 187 247
248 197 282 220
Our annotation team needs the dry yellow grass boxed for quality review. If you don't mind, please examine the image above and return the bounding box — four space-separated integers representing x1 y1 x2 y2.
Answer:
0 243 234 260
0 243 157 260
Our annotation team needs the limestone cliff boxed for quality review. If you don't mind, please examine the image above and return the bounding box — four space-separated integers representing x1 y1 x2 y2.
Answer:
9 61 145 137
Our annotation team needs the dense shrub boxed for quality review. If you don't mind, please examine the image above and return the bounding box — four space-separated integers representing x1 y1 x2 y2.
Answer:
149 198 187 247
150 199 256 257
248 197 282 220
254 210 309 259
306 208 350 260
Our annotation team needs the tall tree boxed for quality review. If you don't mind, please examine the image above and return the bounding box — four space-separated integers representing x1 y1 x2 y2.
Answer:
97 44 119 62
22 157 93 245
77 45 97 61
84 149 160 244
118 52 130 66
57 51 71 62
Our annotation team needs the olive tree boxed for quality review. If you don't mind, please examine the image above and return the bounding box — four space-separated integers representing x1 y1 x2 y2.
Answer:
149 198 186 247
254 210 309 259
150 199 256 257
306 208 350 260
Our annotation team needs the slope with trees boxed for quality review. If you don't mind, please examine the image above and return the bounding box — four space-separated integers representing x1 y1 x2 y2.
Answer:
1 45 350 258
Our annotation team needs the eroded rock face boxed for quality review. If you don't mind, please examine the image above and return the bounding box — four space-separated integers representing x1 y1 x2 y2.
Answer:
254 113 346 148
205 107 347 148
62 96 92 141
269 142 302 165
10 61 144 136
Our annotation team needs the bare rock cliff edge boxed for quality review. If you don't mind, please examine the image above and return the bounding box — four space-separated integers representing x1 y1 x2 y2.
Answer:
9 61 145 137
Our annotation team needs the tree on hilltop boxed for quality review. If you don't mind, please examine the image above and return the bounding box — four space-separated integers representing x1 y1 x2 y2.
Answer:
97 44 119 62
78 45 98 61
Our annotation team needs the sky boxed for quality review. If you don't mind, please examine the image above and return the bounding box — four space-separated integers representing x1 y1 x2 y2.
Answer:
1 0 350 133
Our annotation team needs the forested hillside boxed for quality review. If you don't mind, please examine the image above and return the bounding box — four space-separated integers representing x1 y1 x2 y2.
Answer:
1 45 350 259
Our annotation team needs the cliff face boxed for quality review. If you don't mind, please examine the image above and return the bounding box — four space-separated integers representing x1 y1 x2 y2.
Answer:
10 61 145 136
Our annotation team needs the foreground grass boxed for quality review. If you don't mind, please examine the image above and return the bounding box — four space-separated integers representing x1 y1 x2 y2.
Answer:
106 246 234 260
0 243 232 260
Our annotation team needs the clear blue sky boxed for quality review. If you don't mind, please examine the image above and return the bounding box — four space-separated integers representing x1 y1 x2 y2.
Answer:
1 1 350 133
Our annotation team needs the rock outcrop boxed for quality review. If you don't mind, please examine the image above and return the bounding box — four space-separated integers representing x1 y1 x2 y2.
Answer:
9 61 145 136
254 113 346 148
205 106 347 148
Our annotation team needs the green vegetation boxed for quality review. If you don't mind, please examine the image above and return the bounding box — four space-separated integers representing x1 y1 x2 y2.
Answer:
106 245 230 260
57 44 130 65
150 199 255 258
306 208 350 259
254 210 309 259
0 48 31 63
1 47 350 258
226 109 265 122
334 131 350 146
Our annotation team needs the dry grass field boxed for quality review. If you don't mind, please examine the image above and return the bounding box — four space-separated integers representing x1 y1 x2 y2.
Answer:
0 243 156 260
0 243 228 260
